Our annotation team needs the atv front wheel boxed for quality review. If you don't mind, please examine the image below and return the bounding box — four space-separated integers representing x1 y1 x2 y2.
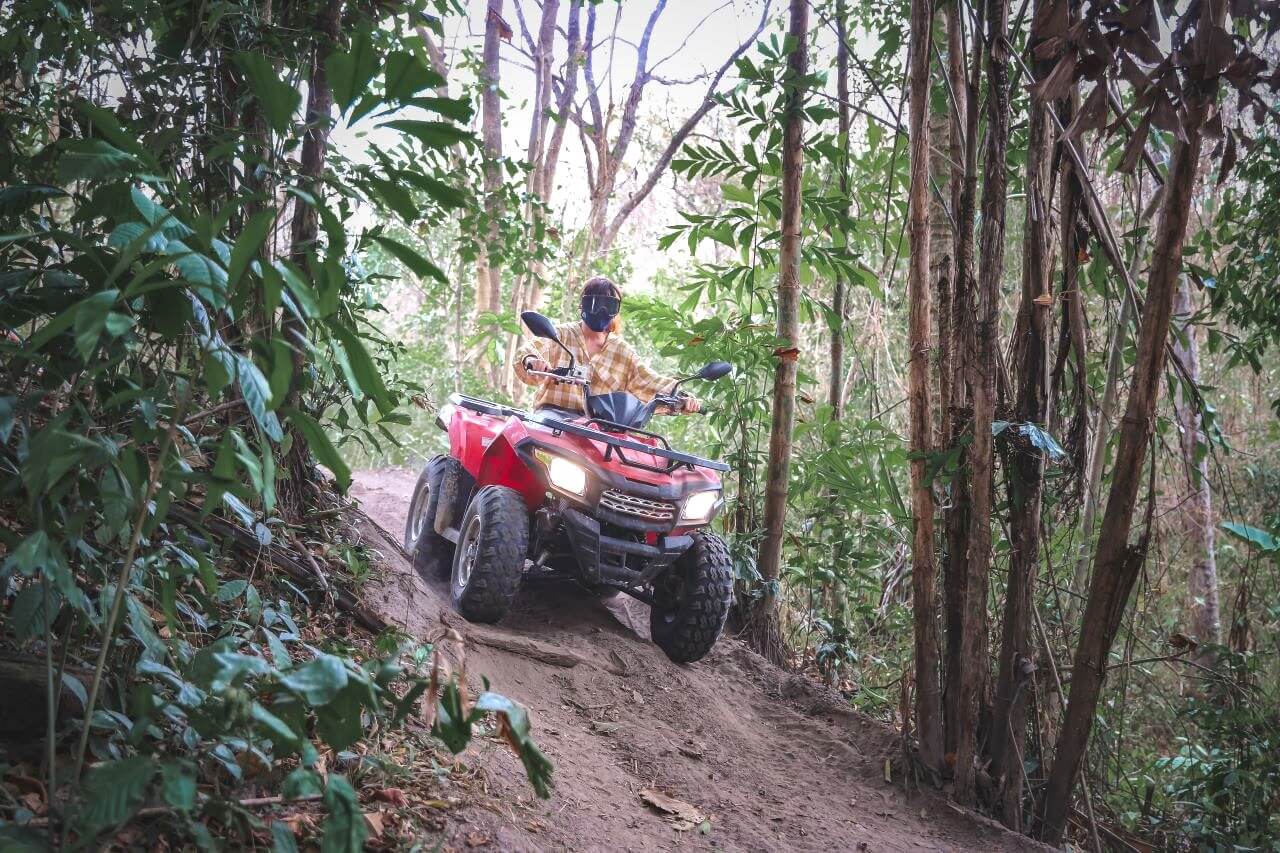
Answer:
451 485 529 623
650 531 733 663
406 456 467 580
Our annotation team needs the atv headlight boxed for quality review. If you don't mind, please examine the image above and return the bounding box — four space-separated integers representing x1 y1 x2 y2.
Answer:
680 490 721 524
534 449 588 497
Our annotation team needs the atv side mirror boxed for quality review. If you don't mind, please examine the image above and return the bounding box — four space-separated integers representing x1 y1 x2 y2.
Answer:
697 361 732 381
521 311 559 341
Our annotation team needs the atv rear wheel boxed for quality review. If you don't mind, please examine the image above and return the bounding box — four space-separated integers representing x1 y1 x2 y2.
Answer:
650 531 733 663
451 485 529 623
405 456 466 580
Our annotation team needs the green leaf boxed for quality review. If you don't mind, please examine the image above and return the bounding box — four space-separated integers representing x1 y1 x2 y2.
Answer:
383 51 439 101
395 169 467 210
228 210 276 293
71 289 119 360
369 233 447 282
321 775 367 853
316 684 364 750
395 94 473 122
0 183 67 216
474 691 554 798
284 408 351 492
9 583 55 642
272 821 301 853
279 654 349 705
326 27 378 112
283 766 323 800
160 760 197 811
1221 521 1278 553
329 323 392 413
75 756 156 834
0 396 14 444
380 119 472 149
56 139 139 183
235 52 301 133
252 701 304 750
237 354 284 441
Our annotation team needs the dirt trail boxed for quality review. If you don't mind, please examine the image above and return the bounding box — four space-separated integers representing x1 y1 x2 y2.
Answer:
352 468 1039 852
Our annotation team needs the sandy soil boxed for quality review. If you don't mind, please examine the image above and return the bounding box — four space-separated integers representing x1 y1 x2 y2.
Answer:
351 467 1041 852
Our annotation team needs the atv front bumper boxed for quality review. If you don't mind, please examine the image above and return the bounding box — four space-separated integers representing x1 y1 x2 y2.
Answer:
559 506 692 587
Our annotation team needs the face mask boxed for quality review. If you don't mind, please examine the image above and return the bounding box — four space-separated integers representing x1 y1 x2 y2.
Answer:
581 293 620 332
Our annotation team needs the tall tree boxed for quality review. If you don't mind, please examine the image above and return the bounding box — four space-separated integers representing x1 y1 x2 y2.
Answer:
753 0 808 666
476 0 506 320
1173 275 1221 659
279 0 342 521
941 0 978 763
1039 0 1230 841
829 0 851 420
572 0 772 260
955 0 1011 806
905 0 943 776
986 0 1055 826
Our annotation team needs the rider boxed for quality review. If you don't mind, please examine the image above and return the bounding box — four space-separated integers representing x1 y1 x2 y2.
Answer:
513 276 701 416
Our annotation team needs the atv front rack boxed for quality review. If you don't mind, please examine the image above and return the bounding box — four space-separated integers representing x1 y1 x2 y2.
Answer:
451 394 729 474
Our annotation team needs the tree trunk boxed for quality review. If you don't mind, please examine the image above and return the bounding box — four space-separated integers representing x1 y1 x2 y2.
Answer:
477 0 505 322
279 0 340 521
541 0 582 202
1038 5 1226 841
1173 275 1221 658
942 0 977 764
752 0 808 667
955 0 1011 807
986 2 1054 825
905 0 943 777
829 0 851 421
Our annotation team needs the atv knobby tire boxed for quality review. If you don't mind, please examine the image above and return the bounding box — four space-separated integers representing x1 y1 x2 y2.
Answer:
405 456 468 580
650 530 733 663
451 485 529 623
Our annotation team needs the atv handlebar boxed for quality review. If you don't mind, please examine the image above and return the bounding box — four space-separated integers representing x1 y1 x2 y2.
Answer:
528 367 589 386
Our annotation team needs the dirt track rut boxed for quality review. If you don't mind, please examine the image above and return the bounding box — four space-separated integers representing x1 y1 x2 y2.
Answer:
352 468 1040 852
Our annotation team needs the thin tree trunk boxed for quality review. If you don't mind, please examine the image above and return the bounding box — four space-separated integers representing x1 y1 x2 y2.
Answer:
1039 5 1226 841
541 0 582 201
1068 196 1143 624
1173 275 1220 658
279 0 340 521
942 0 977 764
477 0 505 323
905 0 943 777
829 0 850 420
955 0 1011 807
986 1 1054 824
930 11 954 451
752 0 808 667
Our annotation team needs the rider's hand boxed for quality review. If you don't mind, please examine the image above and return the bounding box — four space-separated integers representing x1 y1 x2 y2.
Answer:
524 356 551 375
682 394 701 414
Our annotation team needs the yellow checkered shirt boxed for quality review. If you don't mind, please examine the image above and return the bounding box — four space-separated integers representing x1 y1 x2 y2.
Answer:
513 321 678 413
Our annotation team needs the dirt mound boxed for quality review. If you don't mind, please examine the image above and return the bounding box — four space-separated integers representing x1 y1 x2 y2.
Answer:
352 468 1040 852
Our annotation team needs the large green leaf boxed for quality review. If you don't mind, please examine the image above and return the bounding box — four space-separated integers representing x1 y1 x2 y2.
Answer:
320 775 367 853
329 323 393 414
160 760 197 811
56 139 140 183
395 169 467 210
0 183 67 215
475 691 554 798
316 683 364 751
380 119 472 149
284 408 351 492
1221 521 1279 553
235 52 301 133
369 233 448 283
228 209 276 293
382 51 442 102
75 756 156 834
236 354 284 441
280 654 349 705
326 27 378 112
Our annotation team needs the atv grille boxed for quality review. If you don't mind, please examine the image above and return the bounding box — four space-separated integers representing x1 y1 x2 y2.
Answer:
599 490 675 522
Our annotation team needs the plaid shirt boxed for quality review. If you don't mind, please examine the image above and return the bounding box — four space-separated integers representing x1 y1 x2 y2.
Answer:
513 321 678 413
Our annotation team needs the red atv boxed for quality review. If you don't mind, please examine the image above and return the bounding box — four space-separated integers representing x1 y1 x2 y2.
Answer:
405 311 735 663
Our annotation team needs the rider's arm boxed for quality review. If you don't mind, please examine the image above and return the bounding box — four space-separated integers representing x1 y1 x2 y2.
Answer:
512 337 553 386
620 340 679 402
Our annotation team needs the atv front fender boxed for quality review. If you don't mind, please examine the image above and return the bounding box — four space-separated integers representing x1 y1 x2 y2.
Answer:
474 417 544 510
